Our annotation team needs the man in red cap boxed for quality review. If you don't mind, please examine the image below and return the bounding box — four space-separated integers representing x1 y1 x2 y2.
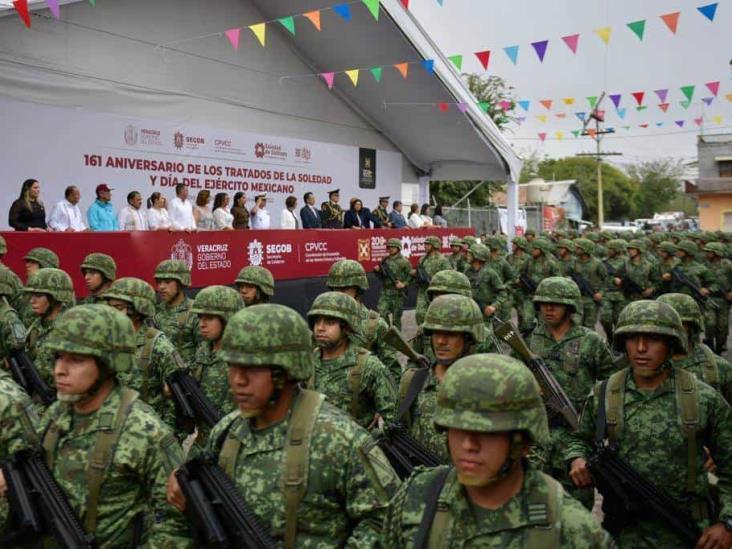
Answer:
87 183 119 231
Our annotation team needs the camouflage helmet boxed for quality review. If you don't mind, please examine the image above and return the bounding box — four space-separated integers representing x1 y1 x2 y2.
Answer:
235 266 274 296
80 253 117 281
307 291 360 333
327 259 368 291
613 300 687 354
658 242 678 255
530 237 553 255
574 238 594 255
512 236 530 252
424 236 441 249
468 243 490 262
0 235 6 255
606 239 628 253
0 267 19 297
103 277 157 318
463 235 478 246
24 247 59 269
44 304 135 374
555 238 574 251
386 238 403 251
703 242 727 257
449 237 464 248
676 240 698 257
434 354 549 445
427 270 473 298
190 285 244 322
656 293 703 334
627 239 645 252
154 259 191 287
599 230 613 241
485 237 503 251
533 276 580 311
585 232 599 242
22 268 75 306
524 229 536 237
422 294 486 343
220 304 314 381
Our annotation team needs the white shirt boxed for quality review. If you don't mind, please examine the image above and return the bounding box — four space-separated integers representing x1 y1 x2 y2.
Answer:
168 197 196 230
118 205 148 231
251 207 271 230
148 207 171 230
408 213 425 229
213 208 234 230
48 199 86 231
280 208 299 230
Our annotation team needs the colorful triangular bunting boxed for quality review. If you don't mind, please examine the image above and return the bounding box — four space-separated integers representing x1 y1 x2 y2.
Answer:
457 103 469 113
321 72 335 89
575 111 587 122
531 40 549 62
421 59 435 74
593 27 612 45
660 12 680 34
626 20 646 40
680 100 691 109
224 28 241 51
713 115 724 125
13 0 30 27
562 98 575 105
370 67 383 82
333 4 352 21
694 117 704 126
587 96 598 109
631 92 645 106
706 81 720 96
659 103 670 112
46 0 60 18
475 50 491 70
278 16 296 35
609 94 622 108
478 102 490 113
518 100 531 112
697 3 718 21
249 23 266 47
572 130 580 138
345 69 359 86
702 97 714 106
538 133 547 142
362 0 380 21
617 108 627 119
448 55 463 71
394 63 409 79
438 102 450 113
503 45 519 65
655 89 669 102
561 34 580 54
675 120 685 127
539 99 553 110
680 85 695 101
303 11 321 30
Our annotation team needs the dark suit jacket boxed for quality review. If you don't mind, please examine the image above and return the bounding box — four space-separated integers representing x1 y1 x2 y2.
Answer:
300 205 322 228
344 209 372 229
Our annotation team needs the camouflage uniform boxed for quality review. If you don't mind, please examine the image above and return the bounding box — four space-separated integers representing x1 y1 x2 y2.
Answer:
153 260 200 365
398 294 486 462
206 304 399 546
700 243 732 353
235 265 275 305
448 238 468 273
508 237 531 330
465 244 508 326
485 236 516 322
0 268 27 362
571 238 607 329
326 259 400 384
78 252 117 304
601 239 628 342
615 239 660 301
103 277 186 424
555 238 575 277
517 238 560 333
308 292 397 427
20 248 59 327
375 238 413 329
565 301 732 548
39 305 191 547
383 354 613 548
414 236 451 325
656 241 680 295
23 268 75 389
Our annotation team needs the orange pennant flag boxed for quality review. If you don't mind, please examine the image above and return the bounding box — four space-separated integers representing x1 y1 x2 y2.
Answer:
394 62 409 79
303 10 321 30
660 12 680 34
726 93 732 102
539 99 553 110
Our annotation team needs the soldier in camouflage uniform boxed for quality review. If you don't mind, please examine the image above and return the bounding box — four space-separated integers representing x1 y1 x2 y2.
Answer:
374 238 412 329
0 267 27 365
528 277 614 508
613 239 659 304
397 294 487 462
79 252 116 304
517 237 560 334
700 242 732 354
667 239 710 298
23 268 75 389
153 259 200 366
39 305 191 547
24 247 59 278
656 241 680 295
413 236 451 325
485 236 516 322
167 304 400 547
0 236 26 316
235 265 274 306
448 237 468 272
465 243 508 328
555 238 575 276
308 291 396 428
326 259 400 385
571 238 607 329
189 285 244 438
508 236 531 329
657 293 732 404
601 239 628 342
567 300 732 548
383 354 614 548
103 277 186 424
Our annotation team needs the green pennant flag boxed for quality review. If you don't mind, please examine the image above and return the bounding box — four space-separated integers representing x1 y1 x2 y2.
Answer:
587 96 598 108
680 85 695 101
362 0 380 21
478 102 490 113
623 125 631 130
88 0 95 5
636 105 648 111
370 67 383 82
278 16 296 35
680 100 691 109
626 20 646 40
448 55 464 71
571 130 580 138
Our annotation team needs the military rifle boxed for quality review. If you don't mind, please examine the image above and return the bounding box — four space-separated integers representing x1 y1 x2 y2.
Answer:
570 272 602 305
2 448 95 549
176 454 277 549
604 261 645 297
518 265 537 294
493 319 579 430
671 267 719 311
8 351 56 406
383 326 430 369
167 370 224 434
415 265 431 287
378 259 407 296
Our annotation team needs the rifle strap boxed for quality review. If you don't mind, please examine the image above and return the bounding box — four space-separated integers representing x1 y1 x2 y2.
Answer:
365 310 380 349
176 304 191 349
700 345 721 388
675 368 700 499
595 379 610 444
349 349 369 419
397 367 430 424
605 369 628 442
413 466 451 549
139 327 162 401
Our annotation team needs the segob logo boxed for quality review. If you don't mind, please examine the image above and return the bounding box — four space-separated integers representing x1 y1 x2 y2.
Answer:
170 239 193 270
174 132 184 150
124 125 138 146
248 239 264 266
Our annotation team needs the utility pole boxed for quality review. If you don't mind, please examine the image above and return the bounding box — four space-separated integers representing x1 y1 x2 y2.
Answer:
576 92 622 228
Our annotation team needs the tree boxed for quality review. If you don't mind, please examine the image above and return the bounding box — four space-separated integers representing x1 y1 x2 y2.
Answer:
626 159 683 219
462 73 518 130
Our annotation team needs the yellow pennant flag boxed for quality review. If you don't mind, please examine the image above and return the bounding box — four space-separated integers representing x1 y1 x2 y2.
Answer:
345 69 360 86
562 97 575 105
713 115 724 125
249 23 266 47
593 26 612 45
555 131 564 140
536 114 548 123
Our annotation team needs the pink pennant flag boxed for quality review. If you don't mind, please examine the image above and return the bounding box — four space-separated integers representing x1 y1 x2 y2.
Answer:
320 72 335 89
224 28 241 51
499 100 512 111
561 34 580 54
538 132 547 142
706 81 720 96
694 117 704 126
457 102 469 113
46 0 60 18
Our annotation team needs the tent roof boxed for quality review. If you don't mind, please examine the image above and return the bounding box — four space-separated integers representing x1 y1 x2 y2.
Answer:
250 0 522 182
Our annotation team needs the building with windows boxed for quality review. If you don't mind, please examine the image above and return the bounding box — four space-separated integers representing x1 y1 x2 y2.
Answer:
685 134 732 231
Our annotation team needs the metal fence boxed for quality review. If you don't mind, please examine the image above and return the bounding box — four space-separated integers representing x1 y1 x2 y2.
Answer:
443 206 543 236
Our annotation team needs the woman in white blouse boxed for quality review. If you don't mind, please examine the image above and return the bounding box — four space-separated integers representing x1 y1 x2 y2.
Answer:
212 192 234 230
147 192 172 231
407 203 425 229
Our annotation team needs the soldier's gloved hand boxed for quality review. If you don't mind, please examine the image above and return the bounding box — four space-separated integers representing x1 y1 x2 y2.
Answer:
695 523 732 549
0 469 6 497
483 305 496 317
662 273 672 281
166 470 187 512
396 281 406 290
569 458 593 488
613 277 622 287
593 292 603 302
368 413 384 431
642 288 655 298
700 288 711 297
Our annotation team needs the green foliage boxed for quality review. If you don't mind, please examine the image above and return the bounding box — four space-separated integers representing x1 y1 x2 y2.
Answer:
462 73 517 130
626 159 683 219
430 180 504 208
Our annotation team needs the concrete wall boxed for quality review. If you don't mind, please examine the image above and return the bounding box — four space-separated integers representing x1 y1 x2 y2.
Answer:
697 192 732 230
698 137 732 178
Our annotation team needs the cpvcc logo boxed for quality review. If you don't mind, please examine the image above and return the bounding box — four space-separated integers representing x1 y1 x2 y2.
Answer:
248 239 264 266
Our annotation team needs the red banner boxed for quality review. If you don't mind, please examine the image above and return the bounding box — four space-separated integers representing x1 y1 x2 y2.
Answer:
0 228 474 294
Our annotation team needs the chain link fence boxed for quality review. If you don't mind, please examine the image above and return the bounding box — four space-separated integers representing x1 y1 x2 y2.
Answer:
443 206 544 235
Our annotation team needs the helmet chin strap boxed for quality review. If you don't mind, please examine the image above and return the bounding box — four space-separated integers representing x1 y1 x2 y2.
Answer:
57 364 114 405
241 368 287 418
457 432 524 487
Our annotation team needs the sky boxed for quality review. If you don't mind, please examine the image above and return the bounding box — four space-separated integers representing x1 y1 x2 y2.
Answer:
409 0 732 170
